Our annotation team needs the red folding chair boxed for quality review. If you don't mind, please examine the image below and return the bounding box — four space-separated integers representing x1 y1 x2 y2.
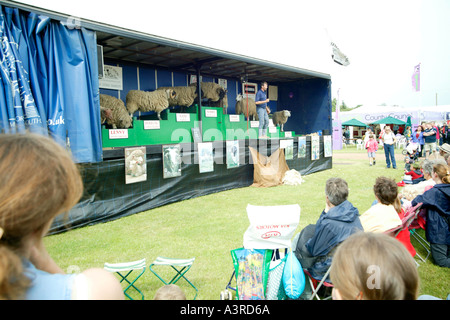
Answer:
303 267 333 300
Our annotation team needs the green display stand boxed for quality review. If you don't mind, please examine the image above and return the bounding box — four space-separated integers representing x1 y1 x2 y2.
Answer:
101 105 296 148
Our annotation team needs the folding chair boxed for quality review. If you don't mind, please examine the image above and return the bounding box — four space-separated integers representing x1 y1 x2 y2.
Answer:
149 257 198 300
303 267 333 300
407 203 431 262
104 258 146 300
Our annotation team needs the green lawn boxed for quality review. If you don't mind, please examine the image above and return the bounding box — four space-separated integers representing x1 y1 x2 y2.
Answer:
44 146 449 300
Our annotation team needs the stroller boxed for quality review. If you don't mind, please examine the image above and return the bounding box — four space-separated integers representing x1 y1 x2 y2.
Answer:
221 204 301 300
402 141 420 160
402 142 420 171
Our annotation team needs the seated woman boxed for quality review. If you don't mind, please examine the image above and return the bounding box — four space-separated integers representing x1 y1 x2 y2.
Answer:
330 232 419 300
360 177 402 233
0 133 124 299
412 163 450 268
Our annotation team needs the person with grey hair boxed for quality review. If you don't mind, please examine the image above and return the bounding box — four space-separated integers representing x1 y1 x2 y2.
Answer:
401 159 445 202
293 177 363 283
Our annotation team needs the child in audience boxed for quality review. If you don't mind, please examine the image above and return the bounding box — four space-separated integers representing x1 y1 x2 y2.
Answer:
330 232 419 300
404 162 425 184
154 284 186 300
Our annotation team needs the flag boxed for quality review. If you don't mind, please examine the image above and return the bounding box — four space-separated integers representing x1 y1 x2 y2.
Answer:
412 64 420 92
330 42 350 66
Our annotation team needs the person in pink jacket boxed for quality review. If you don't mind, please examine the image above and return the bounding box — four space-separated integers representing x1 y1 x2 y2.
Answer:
365 134 379 166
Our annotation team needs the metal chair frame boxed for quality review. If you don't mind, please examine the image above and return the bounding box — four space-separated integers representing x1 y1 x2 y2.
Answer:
149 257 198 300
104 258 146 300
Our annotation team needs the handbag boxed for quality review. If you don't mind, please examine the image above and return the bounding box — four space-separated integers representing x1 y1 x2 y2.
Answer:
266 250 288 300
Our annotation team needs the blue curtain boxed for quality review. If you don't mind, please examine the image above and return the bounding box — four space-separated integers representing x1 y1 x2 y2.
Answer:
0 6 102 163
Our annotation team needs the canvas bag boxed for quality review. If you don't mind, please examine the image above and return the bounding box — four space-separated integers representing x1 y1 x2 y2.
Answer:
243 204 300 249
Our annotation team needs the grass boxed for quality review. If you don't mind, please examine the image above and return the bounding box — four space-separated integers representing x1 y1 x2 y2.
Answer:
43 145 449 300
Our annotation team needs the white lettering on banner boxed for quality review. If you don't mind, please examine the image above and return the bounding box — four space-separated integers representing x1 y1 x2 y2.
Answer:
176 113 190 122
364 112 412 122
229 115 239 122
250 121 259 128
47 115 65 126
269 126 277 133
109 129 128 139
205 109 217 118
284 131 292 137
144 120 160 130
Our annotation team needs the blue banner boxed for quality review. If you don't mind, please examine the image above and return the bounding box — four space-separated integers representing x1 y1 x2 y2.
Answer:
0 6 102 162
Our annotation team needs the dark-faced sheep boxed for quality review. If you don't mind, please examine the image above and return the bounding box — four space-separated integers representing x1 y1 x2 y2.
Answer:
157 86 198 107
190 82 227 102
100 94 133 129
235 93 258 120
126 89 176 120
272 110 291 132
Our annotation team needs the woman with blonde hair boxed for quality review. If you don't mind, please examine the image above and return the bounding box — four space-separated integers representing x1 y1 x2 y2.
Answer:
0 133 124 299
330 232 419 300
412 163 450 267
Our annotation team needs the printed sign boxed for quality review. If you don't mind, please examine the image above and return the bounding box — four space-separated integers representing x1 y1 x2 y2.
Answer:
229 115 240 122
109 129 128 139
205 109 217 118
144 120 160 130
176 113 191 122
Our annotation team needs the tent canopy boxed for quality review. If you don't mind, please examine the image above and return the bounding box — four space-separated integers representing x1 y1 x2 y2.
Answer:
371 116 406 125
342 118 368 127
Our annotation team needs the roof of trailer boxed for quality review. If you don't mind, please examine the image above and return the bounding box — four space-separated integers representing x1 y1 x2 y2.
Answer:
3 0 331 83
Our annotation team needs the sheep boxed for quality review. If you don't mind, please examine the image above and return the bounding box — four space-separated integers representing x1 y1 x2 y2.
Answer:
235 93 258 120
100 94 133 129
190 81 227 102
125 89 176 120
271 110 291 132
157 86 198 108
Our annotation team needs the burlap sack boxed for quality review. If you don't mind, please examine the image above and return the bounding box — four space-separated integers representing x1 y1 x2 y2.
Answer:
249 147 290 188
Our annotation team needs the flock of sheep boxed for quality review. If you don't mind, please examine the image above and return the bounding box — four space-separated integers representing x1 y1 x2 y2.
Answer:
100 82 291 131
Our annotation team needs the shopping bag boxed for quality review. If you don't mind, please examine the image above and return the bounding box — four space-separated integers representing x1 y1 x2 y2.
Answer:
282 250 305 299
231 248 272 300
266 251 288 300
243 204 300 249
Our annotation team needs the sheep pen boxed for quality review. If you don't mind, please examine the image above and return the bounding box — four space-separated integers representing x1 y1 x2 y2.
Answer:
100 94 133 129
126 89 176 120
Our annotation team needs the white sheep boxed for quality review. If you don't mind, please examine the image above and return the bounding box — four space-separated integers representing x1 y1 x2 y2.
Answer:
100 94 133 129
157 86 198 107
271 110 291 132
126 89 176 120
235 93 258 120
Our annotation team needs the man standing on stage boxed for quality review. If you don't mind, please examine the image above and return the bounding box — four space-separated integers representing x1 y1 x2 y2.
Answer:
255 81 271 138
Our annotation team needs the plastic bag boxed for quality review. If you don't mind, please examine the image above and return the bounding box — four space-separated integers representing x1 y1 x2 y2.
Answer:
231 248 272 300
282 250 305 299
244 204 300 249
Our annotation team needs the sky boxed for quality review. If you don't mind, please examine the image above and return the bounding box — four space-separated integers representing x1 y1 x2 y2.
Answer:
15 0 450 109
